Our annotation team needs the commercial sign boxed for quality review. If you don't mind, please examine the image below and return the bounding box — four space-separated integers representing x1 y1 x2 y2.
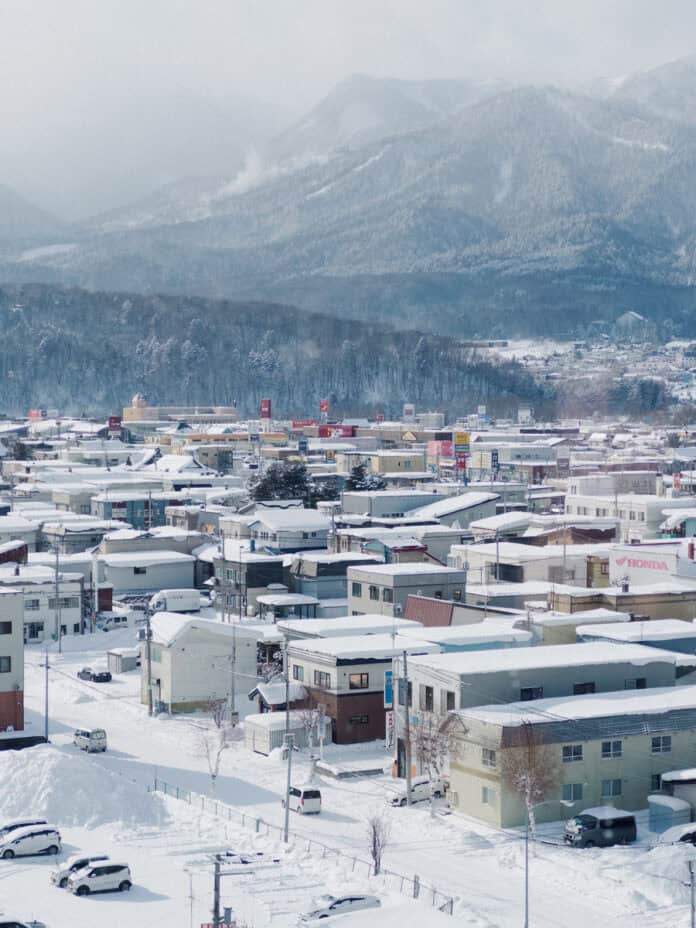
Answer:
491 449 499 470
385 710 395 750
260 399 272 419
291 419 317 428
453 431 470 454
298 438 309 454
318 424 355 438
613 555 669 572
403 403 415 421
375 412 385 423
28 408 46 420
108 415 122 432
383 670 393 708
456 455 467 472
319 399 330 414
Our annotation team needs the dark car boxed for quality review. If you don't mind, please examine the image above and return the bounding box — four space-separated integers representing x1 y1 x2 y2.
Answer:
564 807 637 848
77 667 112 683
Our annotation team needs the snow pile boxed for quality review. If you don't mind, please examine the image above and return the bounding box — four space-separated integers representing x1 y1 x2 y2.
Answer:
0 744 166 828
602 845 692 909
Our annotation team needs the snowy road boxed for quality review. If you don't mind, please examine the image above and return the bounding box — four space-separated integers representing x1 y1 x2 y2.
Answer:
8 635 696 927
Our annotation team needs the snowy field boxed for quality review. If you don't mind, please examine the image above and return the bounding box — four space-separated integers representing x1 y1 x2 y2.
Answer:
1 629 696 926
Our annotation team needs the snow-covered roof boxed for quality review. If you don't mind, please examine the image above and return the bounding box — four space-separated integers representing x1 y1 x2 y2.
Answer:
0 514 39 532
254 680 306 706
408 641 677 676
661 768 696 783
288 633 440 661
530 608 631 627
401 621 532 646
256 593 319 607
413 492 499 520
277 616 422 637
348 562 465 577
150 612 258 646
251 509 330 531
101 551 195 567
578 619 696 641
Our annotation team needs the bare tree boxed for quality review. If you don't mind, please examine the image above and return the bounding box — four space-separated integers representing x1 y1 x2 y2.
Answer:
366 811 391 876
205 697 228 730
412 712 449 781
500 720 560 838
197 724 229 797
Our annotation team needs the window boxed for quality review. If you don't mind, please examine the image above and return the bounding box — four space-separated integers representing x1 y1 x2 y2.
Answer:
24 599 40 611
601 779 622 798
133 566 147 575
349 673 369 690
601 740 622 759
651 774 662 791
441 689 456 713
72 623 81 634
482 786 497 805
625 677 647 690
0 622 11 635
452 590 462 602
350 715 369 724
48 597 79 610
482 748 497 769
26 622 44 639
419 685 434 712
573 682 595 695
0 657 11 673
562 783 583 802
398 679 412 707
652 736 672 754
351 582 362 597
382 588 393 603
292 665 304 682
314 670 331 689
434 591 443 599
368 585 380 601
520 686 543 701
562 744 583 763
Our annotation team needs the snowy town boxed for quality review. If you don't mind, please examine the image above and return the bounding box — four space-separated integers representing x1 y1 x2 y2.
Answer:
2 400 696 926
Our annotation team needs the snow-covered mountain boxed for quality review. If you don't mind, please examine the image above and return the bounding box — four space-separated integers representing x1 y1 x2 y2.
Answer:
613 54 696 124
0 184 67 243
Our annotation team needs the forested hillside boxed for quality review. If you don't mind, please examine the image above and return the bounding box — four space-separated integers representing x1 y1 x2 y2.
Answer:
0 284 547 416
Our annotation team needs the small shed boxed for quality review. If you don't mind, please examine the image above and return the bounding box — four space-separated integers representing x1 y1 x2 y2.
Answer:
244 710 332 756
648 794 692 833
107 647 141 674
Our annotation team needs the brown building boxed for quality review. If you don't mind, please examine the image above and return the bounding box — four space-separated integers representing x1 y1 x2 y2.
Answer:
286 634 439 744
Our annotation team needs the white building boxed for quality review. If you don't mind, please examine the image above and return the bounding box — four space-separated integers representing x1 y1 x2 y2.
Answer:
0 564 83 642
0 589 25 731
411 492 499 528
99 550 195 595
565 494 696 542
347 563 467 617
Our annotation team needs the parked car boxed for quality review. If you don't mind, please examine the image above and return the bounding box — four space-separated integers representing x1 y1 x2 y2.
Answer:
73 728 107 753
564 807 637 848
52 853 110 888
281 785 322 815
0 918 46 927
99 613 130 631
68 862 132 896
386 775 447 807
299 894 381 922
0 825 61 859
0 819 47 840
77 667 112 683
659 823 696 846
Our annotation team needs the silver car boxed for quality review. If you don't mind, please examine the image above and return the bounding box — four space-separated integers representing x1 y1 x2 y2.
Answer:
51 853 110 888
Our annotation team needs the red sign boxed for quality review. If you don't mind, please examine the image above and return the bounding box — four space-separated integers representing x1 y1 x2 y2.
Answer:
108 415 122 432
28 408 45 420
318 424 355 438
674 472 682 490
614 555 668 571
291 419 317 428
319 399 329 414
260 399 272 419
376 413 385 423
456 454 467 471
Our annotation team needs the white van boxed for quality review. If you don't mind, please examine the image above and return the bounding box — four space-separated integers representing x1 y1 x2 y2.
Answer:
0 825 61 859
0 819 47 840
282 785 322 815
73 728 107 752
68 862 132 895
100 613 129 632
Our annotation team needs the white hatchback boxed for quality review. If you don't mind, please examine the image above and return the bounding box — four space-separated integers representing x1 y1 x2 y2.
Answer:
51 853 110 888
68 862 132 896
299 894 381 923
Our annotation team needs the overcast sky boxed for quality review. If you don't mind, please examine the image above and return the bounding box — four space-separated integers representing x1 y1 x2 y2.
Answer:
2 0 696 218
3 0 696 118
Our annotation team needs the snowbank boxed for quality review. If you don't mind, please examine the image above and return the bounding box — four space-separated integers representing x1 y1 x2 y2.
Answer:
0 744 166 828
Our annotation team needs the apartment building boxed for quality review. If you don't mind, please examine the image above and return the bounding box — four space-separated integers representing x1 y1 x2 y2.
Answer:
0 564 83 642
0 589 25 731
348 563 467 617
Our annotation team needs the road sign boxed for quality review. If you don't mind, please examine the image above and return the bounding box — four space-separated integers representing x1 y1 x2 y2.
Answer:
491 449 499 469
385 710 395 750
298 438 308 454
384 670 393 708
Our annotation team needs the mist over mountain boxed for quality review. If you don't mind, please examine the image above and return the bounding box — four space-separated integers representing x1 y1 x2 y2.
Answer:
5 56 696 337
0 184 67 244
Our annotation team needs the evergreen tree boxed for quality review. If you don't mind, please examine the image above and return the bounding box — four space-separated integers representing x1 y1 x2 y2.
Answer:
344 462 386 491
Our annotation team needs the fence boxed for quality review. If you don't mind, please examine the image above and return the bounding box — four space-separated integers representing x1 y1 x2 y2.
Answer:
152 777 455 915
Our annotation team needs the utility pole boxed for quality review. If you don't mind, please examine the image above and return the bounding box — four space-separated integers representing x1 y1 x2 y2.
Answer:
43 650 49 742
495 529 500 583
690 858 695 928
524 810 530 928
212 855 221 927
146 609 153 717
283 731 294 843
402 649 412 805
283 637 290 735
54 536 62 654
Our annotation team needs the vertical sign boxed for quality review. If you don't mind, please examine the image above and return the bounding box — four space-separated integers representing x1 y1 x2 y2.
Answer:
453 431 470 454
108 415 122 432
385 710 395 750
384 669 393 708
491 449 499 470
260 399 271 419
319 399 329 414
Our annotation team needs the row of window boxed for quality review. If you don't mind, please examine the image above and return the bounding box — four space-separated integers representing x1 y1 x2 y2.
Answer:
292 665 371 690
350 582 459 602
484 776 664 808
520 678 647 701
562 736 672 762
25 596 80 611
571 506 646 522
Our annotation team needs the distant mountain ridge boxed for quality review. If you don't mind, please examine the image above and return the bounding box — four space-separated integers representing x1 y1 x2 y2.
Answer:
5 58 696 336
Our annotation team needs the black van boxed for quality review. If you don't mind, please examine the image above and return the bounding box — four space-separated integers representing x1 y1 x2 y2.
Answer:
564 807 637 848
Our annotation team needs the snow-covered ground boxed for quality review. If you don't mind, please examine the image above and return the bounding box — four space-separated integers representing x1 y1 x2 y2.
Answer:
2 630 695 926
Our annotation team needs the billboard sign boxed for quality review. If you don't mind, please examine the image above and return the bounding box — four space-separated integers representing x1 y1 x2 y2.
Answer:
453 431 470 454
319 399 329 414
292 419 317 428
385 710 395 750
108 415 122 432
403 403 415 422
298 438 309 454
260 399 272 419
